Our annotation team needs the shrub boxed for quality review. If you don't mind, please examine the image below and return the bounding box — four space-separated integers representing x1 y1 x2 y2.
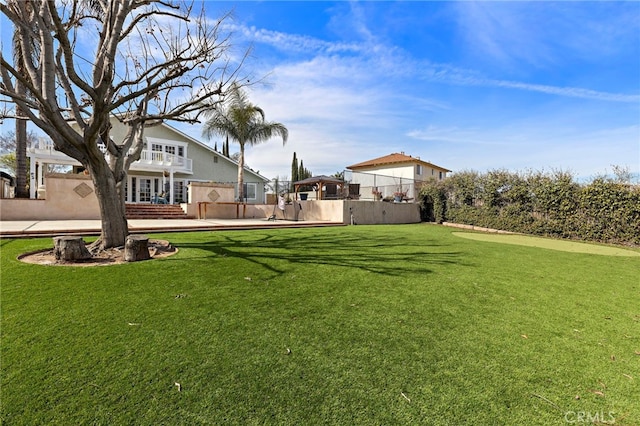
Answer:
418 169 639 246
419 178 447 223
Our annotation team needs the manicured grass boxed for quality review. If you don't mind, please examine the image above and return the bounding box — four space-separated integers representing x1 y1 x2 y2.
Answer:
1 224 639 425
453 232 640 257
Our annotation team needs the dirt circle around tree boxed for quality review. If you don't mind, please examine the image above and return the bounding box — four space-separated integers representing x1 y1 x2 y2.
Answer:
18 239 178 266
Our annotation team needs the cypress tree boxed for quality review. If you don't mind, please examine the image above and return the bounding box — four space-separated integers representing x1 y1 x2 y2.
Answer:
291 152 298 191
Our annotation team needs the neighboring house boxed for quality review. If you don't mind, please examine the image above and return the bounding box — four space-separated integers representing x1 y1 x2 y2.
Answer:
346 152 451 201
27 118 269 204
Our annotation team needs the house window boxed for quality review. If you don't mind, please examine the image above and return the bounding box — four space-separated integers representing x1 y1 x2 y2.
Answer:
165 145 176 156
213 156 218 163
151 144 163 161
439 171 443 180
416 164 423 175
173 180 185 203
242 183 257 201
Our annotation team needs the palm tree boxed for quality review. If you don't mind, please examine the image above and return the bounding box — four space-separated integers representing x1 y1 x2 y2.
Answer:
9 0 36 198
202 84 288 201
9 0 101 198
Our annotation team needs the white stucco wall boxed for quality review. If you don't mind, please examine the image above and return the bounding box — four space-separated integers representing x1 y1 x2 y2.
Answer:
0 173 100 220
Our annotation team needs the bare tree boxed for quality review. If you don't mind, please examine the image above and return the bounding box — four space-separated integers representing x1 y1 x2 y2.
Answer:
0 0 246 249
0 130 39 153
0 129 39 177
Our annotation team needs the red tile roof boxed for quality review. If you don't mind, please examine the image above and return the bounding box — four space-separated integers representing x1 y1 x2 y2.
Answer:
346 152 451 172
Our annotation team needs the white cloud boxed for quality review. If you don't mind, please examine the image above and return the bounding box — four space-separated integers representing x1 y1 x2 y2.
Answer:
230 24 362 55
452 76 640 103
407 123 640 179
215 12 639 179
451 2 640 71
453 2 554 69
407 126 513 146
6 2 636 185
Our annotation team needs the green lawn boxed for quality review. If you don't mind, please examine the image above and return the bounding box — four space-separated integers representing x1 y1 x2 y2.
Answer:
1 224 638 425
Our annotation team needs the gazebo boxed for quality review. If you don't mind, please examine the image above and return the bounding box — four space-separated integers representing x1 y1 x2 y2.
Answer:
293 175 344 200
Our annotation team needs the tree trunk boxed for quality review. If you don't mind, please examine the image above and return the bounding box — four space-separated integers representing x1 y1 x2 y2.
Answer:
237 143 245 201
124 234 150 262
91 164 129 249
14 97 28 198
53 236 92 261
12 2 29 200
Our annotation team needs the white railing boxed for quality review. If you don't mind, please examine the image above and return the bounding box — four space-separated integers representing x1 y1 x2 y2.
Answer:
138 151 192 172
32 138 192 173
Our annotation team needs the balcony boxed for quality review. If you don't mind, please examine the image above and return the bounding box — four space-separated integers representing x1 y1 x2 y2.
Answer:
135 151 192 173
29 138 192 174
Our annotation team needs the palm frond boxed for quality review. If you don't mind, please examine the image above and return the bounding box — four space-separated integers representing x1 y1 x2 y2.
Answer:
247 122 288 146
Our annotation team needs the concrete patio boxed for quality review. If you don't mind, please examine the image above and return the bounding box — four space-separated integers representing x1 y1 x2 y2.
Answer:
0 218 345 239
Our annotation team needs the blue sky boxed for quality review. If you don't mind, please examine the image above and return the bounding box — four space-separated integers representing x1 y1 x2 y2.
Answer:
197 1 640 181
2 1 639 181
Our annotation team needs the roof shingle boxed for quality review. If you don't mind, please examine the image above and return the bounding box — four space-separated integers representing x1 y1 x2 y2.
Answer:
346 152 451 172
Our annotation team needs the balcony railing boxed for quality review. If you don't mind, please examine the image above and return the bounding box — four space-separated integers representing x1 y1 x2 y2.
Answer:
137 151 192 172
30 138 192 173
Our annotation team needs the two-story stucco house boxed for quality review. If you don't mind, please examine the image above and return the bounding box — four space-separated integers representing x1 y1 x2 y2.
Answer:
346 152 451 201
27 117 269 204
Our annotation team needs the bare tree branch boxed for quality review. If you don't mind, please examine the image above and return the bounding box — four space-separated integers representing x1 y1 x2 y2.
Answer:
0 0 251 248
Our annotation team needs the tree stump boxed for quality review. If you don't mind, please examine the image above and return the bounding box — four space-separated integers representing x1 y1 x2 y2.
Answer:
124 235 150 262
53 236 92 262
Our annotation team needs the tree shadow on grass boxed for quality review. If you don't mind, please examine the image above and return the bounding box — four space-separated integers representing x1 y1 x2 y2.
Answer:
170 230 464 278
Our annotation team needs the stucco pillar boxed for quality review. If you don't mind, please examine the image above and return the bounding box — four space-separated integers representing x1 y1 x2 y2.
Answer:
169 170 174 204
36 162 44 198
29 158 37 199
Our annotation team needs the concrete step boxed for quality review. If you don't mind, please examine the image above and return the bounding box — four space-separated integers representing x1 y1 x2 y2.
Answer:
125 203 190 219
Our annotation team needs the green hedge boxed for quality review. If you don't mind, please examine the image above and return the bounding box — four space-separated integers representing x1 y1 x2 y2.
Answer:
418 170 640 246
